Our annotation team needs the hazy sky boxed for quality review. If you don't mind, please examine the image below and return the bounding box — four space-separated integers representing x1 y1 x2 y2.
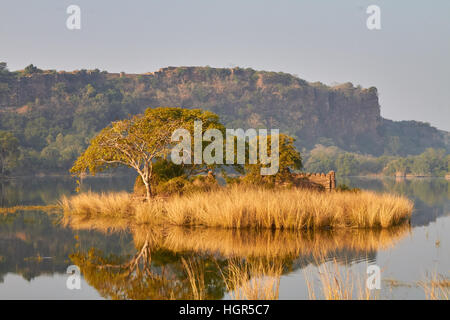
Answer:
1 0 449 131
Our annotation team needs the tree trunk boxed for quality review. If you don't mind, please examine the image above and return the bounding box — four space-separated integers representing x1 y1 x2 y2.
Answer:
142 178 152 201
140 161 153 201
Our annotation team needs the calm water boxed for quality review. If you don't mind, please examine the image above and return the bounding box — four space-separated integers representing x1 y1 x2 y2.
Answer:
0 176 448 299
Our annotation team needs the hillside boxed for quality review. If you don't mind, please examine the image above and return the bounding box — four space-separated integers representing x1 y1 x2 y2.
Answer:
0 65 448 172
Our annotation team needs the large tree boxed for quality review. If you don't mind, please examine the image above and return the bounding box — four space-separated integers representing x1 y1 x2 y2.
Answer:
240 134 302 185
71 107 224 200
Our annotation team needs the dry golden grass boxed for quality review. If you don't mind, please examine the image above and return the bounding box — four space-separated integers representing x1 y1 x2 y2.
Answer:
160 187 412 229
61 186 413 230
221 259 282 300
181 257 207 300
418 273 449 300
304 257 376 300
60 192 135 218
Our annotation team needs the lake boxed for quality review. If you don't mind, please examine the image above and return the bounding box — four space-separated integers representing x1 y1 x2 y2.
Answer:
0 176 448 299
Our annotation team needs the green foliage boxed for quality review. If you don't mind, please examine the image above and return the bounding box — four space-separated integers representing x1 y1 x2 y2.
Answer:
152 159 186 183
335 153 359 176
71 107 225 199
0 65 448 175
134 171 219 197
305 144 449 177
240 134 302 186
278 134 303 171
303 145 339 173
0 131 19 175
383 148 448 176
157 175 218 196
23 64 42 75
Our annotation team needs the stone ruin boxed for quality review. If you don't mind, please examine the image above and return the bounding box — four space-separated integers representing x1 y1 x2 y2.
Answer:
291 171 336 191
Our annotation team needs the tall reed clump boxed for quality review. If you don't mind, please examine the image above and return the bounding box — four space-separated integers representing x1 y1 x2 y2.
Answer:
60 192 135 218
162 187 413 229
418 273 449 300
220 259 282 300
61 186 413 229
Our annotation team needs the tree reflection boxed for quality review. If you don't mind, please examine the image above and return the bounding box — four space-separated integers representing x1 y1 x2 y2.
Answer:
68 224 411 300
70 246 228 300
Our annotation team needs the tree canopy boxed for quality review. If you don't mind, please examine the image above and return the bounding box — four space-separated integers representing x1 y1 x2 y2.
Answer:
238 134 302 186
71 107 225 200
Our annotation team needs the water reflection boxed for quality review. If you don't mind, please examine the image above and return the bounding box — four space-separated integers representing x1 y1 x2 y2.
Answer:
70 248 227 300
0 210 412 299
0 175 135 207
64 217 411 299
0 177 448 299
0 211 134 282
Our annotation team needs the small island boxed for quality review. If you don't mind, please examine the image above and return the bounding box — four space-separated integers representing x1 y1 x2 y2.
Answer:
61 107 413 230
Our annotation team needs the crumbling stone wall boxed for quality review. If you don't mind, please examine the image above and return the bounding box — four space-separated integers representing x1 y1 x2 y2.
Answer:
292 171 336 190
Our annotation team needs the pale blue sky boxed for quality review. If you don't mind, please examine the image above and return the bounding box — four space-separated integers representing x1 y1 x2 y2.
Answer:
1 0 449 131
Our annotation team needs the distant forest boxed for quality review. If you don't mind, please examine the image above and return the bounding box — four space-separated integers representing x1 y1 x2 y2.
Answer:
0 63 448 176
304 145 449 177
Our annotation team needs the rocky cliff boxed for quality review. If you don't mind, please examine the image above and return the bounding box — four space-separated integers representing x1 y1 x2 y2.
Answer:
0 66 447 158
